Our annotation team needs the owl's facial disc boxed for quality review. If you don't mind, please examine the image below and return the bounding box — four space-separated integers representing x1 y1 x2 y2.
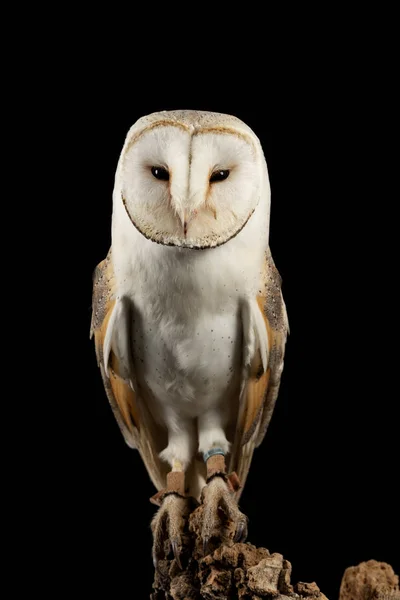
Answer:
121 123 260 249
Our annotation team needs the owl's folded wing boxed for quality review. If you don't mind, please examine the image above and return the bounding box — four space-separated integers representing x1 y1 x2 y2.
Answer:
90 251 168 491
228 248 289 498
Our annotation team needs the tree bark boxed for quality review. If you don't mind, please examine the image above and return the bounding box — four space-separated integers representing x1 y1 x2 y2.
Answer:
151 502 328 599
151 501 400 599
339 560 400 600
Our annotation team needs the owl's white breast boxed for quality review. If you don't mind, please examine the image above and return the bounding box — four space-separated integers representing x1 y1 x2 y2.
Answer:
110 191 268 425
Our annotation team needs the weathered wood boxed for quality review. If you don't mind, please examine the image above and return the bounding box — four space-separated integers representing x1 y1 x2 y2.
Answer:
151 502 328 599
339 560 400 600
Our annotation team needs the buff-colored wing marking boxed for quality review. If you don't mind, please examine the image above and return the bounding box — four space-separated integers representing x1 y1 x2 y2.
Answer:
229 248 289 496
90 252 169 492
90 252 139 448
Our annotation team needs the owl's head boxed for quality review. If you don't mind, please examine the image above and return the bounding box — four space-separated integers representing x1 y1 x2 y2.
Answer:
114 110 270 249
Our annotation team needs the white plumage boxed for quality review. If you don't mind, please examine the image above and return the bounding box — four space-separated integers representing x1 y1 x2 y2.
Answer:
91 110 288 562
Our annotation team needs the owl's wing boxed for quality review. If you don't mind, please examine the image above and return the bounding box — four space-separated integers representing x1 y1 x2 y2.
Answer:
228 248 289 498
90 251 168 492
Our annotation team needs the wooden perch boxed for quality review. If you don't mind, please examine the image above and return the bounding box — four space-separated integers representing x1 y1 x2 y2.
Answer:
151 501 328 599
150 500 400 599
339 560 400 600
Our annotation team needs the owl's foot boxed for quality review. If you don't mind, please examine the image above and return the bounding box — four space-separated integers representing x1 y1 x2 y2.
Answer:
151 493 192 570
150 469 196 570
201 476 248 555
201 453 248 556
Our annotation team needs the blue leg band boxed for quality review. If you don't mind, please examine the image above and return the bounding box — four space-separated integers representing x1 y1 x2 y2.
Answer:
203 447 225 462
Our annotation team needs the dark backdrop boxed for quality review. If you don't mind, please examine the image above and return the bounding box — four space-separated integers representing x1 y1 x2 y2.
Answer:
58 79 398 600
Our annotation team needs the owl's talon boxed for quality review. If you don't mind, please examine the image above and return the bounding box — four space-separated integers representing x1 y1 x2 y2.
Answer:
171 539 182 569
152 549 159 570
201 476 248 549
203 536 210 557
234 517 248 543
151 494 189 571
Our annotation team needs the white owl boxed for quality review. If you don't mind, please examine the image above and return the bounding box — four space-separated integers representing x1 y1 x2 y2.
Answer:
90 110 289 566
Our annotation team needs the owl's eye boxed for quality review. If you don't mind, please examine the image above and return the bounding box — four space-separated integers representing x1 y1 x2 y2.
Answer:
151 166 170 181
210 169 230 183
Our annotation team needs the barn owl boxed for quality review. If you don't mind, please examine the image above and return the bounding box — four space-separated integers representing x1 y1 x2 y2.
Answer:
90 110 289 567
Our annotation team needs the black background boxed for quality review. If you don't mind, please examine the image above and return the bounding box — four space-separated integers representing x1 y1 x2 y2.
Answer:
48 61 398 599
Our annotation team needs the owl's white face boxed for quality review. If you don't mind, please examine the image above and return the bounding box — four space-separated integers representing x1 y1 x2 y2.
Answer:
120 116 263 249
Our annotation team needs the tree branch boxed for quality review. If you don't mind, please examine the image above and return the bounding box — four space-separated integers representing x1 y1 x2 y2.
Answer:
151 502 328 599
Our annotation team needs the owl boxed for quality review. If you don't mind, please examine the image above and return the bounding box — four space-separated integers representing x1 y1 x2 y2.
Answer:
90 110 289 567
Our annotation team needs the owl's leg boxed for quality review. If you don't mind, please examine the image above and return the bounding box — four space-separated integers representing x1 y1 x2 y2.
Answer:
198 410 248 555
151 418 196 569
200 453 248 554
150 464 193 569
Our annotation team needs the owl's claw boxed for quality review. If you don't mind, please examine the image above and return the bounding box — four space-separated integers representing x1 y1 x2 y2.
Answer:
152 534 183 570
203 536 210 557
151 494 189 570
152 548 158 570
234 517 248 543
201 476 248 554
171 539 182 569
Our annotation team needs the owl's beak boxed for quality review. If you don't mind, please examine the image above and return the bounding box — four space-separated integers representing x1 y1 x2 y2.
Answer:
179 210 197 238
